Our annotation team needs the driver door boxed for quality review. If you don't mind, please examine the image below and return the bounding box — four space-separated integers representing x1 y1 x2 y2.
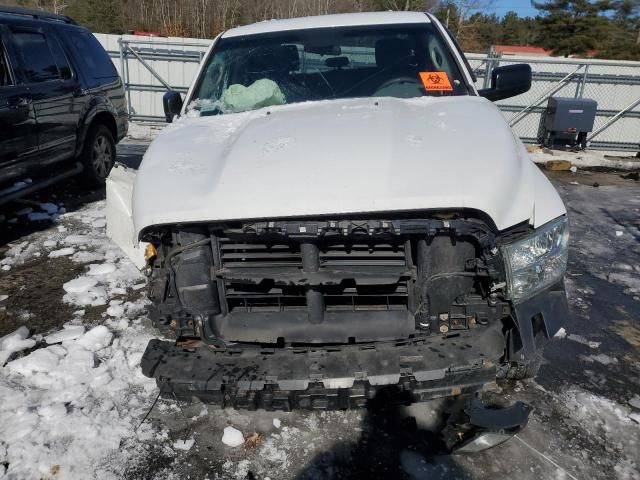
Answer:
0 24 38 182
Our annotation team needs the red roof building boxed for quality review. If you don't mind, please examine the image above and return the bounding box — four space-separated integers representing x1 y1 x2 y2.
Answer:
493 45 599 58
494 45 553 56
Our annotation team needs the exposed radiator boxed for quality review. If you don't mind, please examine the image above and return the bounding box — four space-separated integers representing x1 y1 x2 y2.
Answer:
218 236 410 313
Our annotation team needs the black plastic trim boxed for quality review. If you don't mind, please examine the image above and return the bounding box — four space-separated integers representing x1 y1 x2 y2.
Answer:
512 280 569 357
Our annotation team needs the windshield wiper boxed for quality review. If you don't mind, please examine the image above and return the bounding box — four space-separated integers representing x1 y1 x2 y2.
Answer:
312 66 336 98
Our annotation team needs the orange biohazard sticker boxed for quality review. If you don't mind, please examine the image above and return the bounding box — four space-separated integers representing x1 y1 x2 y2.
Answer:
419 71 453 92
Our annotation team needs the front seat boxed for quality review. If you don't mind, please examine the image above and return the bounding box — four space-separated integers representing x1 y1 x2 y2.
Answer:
361 37 421 96
374 37 417 73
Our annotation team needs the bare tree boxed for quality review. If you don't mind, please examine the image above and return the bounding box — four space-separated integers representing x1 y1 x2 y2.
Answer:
377 0 438 11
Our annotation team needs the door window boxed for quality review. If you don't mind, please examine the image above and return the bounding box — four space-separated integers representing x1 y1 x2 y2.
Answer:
0 40 13 86
49 35 72 80
11 30 60 83
67 30 117 80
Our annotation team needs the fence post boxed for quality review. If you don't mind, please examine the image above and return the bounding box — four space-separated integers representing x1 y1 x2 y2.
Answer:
574 64 589 98
118 38 131 117
483 48 500 89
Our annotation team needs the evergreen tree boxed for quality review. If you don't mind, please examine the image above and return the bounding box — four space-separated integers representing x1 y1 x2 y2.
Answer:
65 0 123 34
533 0 617 56
471 12 502 47
596 0 640 59
1 0 639 60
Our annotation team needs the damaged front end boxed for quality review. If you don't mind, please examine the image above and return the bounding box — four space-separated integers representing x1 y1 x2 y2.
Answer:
138 212 569 413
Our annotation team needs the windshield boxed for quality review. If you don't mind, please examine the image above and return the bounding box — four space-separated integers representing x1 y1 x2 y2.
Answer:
189 23 470 116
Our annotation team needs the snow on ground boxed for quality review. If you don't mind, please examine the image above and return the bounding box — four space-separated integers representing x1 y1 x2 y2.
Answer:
126 122 165 141
0 327 35 367
562 389 640 479
0 201 160 479
529 148 640 171
1 146 639 479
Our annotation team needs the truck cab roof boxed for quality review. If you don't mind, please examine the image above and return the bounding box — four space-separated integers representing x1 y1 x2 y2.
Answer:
222 11 431 38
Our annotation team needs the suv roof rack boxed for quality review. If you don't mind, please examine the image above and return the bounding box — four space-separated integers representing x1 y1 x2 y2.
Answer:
0 6 76 25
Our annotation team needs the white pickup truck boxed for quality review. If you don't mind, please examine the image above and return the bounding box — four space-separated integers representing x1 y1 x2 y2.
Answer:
107 11 569 452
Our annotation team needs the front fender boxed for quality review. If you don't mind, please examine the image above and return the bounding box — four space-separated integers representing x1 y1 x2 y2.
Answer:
106 163 148 269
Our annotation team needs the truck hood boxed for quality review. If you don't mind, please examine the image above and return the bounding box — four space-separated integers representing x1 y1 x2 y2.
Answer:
132 96 565 237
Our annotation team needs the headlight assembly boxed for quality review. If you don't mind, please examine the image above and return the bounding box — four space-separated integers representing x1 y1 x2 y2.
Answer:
502 216 569 303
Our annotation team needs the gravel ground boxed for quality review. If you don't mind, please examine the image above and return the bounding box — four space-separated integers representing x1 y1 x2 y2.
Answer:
0 141 639 480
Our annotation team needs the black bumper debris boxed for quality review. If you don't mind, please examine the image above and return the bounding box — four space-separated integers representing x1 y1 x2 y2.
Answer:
449 397 532 453
467 396 531 430
141 321 506 410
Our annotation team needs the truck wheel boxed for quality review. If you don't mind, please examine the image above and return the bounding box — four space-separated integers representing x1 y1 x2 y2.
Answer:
80 124 115 187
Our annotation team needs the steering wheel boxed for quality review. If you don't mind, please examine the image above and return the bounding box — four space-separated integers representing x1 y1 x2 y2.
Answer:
373 76 424 98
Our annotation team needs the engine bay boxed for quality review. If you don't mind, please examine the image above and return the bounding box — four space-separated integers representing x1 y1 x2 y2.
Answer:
143 213 522 346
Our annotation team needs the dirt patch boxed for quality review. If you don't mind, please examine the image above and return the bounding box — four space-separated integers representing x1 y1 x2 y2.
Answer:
0 257 86 337
611 320 640 349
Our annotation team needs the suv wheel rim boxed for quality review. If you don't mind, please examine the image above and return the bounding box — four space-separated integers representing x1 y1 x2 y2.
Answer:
92 135 112 178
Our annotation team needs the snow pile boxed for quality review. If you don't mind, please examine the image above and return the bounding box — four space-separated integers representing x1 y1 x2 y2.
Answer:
63 276 105 306
0 200 163 479
567 334 601 349
0 327 36 366
222 426 245 447
0 318 157 479
126 122 163 141
0 241 39 271
54 202 144 307
529 149 640 171
172 438 195 451
61 260 143 307
554 327 567 339
48 247 75 258
44 325 85 344
1 200 125 270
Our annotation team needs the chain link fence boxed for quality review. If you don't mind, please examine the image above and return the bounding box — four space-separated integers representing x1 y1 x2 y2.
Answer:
97 33 640 153
96 33 211 122
467 53 640 152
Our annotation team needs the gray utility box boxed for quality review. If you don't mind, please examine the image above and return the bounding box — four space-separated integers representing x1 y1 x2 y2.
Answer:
544 97 598 150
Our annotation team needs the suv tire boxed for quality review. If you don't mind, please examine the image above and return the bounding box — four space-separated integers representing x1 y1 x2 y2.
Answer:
80 124 115 187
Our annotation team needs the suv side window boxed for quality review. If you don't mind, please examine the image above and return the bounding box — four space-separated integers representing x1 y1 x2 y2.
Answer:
49 34 72 81
67 30 117 84
11 29 60 83
0 40 13 86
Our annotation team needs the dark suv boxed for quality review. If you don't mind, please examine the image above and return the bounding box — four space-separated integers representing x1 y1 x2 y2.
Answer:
0 6 127 204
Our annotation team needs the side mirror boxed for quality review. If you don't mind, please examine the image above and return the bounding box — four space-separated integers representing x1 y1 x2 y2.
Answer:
479 64 532 102
163 90 183 123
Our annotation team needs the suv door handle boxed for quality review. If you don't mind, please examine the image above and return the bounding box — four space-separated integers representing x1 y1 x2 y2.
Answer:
10 97 32 108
